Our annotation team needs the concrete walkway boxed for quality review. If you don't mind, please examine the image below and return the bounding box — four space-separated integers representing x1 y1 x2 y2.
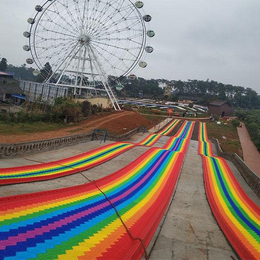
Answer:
237 122 260 176
149 140 237 260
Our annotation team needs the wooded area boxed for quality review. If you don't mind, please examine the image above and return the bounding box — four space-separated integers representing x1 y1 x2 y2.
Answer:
3 62 260 109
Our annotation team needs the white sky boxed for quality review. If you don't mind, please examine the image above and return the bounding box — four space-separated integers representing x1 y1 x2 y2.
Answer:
0 0 260 94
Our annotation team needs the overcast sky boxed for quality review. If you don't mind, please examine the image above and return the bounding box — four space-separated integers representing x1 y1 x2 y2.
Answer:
1 0 260 94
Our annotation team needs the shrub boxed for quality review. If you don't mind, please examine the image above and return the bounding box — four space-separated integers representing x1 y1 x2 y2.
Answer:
231 119 240 128
92 104 98 114
213 114 219 121
247 122 258 138
121 105 133 111
245 115 255 125
82 101 92 117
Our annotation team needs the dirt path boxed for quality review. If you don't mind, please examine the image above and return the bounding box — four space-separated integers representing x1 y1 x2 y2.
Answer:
237 122 260 176
0 111 140 144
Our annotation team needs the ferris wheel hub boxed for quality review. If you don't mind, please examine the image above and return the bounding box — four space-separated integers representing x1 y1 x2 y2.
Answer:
78 34 91 45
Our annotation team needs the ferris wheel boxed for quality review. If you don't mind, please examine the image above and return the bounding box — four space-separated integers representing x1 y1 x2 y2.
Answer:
23 0 154 110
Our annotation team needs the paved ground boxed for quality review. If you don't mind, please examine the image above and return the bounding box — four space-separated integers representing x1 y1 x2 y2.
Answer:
149 141 237 260
0 119 259 259
237 122 260 176
148 140 259 260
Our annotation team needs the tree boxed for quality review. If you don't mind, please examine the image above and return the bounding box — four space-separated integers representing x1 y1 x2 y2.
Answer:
218 83 227 100
82 100 92 117
59 100 80 123
7 64 36 81
0 58 8 71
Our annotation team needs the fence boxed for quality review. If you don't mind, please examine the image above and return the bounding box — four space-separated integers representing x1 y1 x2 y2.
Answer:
19 80 68 104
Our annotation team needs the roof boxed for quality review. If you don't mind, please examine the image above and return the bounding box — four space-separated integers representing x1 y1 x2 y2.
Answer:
0 71 13 77
0 84 23 95
208 100 232 107
11 94 26 99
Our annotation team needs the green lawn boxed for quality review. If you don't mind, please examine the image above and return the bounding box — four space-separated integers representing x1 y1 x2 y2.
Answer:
0 122 70 135
206 121 243 157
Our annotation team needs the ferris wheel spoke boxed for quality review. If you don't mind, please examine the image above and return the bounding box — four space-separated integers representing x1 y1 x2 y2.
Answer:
49 42 81 77
54 11 79 34
46 10 78 34
34 35 75 49
89 1 126 35
93 46 127 75
98 20 141 37
35 36 76 63
92 41 135 67
35 43 69 59
127 20 143 30
36 26 76 39
56 0 78 24
120 59 134 72
127 36 144 46
73 0 92 33
83 0 91 31
91 40 128 55
51 39 78 56
89 1 111 28
96 28 143 42
43 11 79 36
86 1 103 34
81 0 88 29
96 44 141 59
92 37 142 51
72 1 82 26
108 0 125 14
101 3 137 27
94 44 139 66
56 0 81 30
94 12 138 37
36 42 75 59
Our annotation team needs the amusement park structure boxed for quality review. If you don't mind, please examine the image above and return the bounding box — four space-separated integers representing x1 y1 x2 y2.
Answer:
23 0 154 109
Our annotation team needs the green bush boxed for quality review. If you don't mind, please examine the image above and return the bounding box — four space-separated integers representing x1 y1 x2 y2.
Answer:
235 109 260 152
213 114 219 121
1 99 107 125
247 122 258 137
82 101 91 117
231 119 240 128
92 104 98 114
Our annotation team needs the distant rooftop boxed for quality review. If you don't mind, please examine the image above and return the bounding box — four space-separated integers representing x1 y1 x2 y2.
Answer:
209 100 232 107
0 71 13 77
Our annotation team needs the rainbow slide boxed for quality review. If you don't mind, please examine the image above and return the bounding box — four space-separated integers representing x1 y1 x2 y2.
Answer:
162 121 194 151
0 147 184 260
0 142 135 185
198 122 260 259
137 133 163 147
138 119 180 146
156 118 180 136
0 119 181 185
